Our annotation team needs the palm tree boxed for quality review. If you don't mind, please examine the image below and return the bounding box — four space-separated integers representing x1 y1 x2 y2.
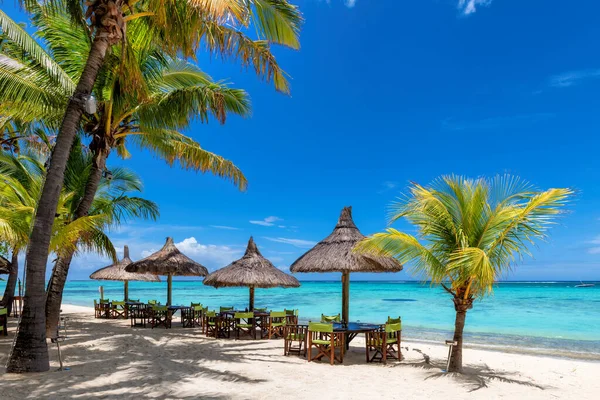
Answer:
0 5 251 337
0 0 300 371
355 175 572 373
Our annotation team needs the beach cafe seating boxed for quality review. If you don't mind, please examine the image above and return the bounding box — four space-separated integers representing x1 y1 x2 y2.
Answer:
150 305 172 329
220 306 234 313
111 300 127 319
267 311 287 339
204 310 218 336
130 303 148 328
285 309 299 325
321 313 341 323
147 299 158 305
0 307 7 336
254 307 268 312
284 324 308 357
234 312 256 340
94 299 111 318
365 322 402 364
307 322 344 365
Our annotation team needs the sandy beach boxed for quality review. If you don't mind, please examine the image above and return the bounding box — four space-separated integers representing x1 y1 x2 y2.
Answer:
0 305 598 399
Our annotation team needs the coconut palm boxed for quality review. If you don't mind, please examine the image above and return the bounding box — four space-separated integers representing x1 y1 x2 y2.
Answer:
0 0 297 370
355 175 572 373
0 5 250 336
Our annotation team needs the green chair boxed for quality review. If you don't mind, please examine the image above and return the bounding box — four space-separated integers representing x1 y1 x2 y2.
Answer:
365 322 402 364
0 307 7 336
204 311 218 337
234 312 256 340
93 299 101 318
147 299 158 305
98 299 110 318
128 298 140 303
284 324 308 357
307 322 344 365
387 316 401 325
321 313 341 323
254 307 268 312
220 306 234 313
150 305 172 329
190 305 204 327
191 302 202 308
268 311 287 339
111 300 126 319
285 309 299 325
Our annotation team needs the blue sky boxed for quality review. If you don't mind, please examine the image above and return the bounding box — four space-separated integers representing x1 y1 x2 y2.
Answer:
6 0 600 280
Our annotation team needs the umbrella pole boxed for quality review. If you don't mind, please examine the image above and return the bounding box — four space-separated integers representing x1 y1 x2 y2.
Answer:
342 272 349 323
249 286 255 311
124 280 129 301
167 274 172 306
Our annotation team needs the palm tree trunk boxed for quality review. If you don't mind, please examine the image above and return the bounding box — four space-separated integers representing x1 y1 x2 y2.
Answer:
0 252 19 315
45 150 107 338
6 27 114 374
448 297 473 373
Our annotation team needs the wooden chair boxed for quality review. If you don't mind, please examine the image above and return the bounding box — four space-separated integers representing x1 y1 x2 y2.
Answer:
285 309 299 325
365 322 402 364
99 299 111 318
308 322 344 365
204 311 218 336
220 306 234 313
234 312 256 340
130 304 148 328
93 300 101 318
150 305 172 329
0 307 7 336
321 313 341 323
190 305 204 328
267 311 286 339
284 324 308 357
111 301 126 319
181 307 195 328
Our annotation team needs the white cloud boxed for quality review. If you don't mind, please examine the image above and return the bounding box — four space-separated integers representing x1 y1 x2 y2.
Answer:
249 216 283 227
210 225 241 230
587 236 600 254
141 237 243 271
264 237 317 248
378 181 398 194
549 69 600 88
344 0 356 7
457 0 492 16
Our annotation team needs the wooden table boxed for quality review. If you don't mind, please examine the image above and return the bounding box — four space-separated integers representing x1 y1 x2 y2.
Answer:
333 322 380 349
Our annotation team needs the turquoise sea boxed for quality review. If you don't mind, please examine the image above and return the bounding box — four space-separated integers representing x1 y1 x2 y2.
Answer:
2 280 600 359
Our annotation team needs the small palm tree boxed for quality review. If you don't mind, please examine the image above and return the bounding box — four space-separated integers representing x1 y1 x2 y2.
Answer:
355 175 572 373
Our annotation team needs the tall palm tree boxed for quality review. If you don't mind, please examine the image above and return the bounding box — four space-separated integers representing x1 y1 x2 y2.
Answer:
0 5 250 336
355 175 572 373
0 0 299 371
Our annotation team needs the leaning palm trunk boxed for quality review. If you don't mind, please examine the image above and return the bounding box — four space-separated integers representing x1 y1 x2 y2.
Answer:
45 149 107 337
0 252 19 316
7 2 122 372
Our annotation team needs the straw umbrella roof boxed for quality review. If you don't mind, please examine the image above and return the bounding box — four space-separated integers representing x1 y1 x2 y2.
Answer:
89 246 160 282
290 206 403 273
125 237 208 276
0 255 9 274
204 237 300 288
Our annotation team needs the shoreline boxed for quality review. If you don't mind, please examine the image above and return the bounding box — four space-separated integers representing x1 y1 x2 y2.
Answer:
61 303 600 363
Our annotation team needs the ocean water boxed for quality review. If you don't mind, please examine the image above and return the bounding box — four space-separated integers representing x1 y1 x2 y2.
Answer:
2 280 599 359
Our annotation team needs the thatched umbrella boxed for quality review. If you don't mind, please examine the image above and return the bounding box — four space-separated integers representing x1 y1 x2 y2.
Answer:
89 245 160 300
125 237 208 305
204 237 300 310
290 206 403 323
0 255 9 275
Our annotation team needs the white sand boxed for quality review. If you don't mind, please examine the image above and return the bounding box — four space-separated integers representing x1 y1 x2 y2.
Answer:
0 304 598 399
